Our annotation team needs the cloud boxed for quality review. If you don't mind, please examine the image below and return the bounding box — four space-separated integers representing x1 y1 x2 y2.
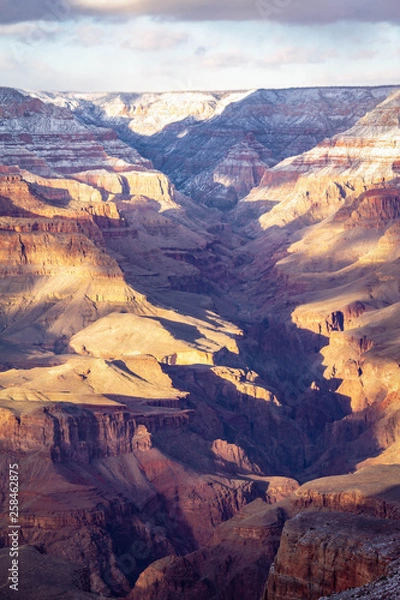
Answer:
0 20 62 43
1 0 400 25
257 46 329 67
200 45 338 71
0 0 73 24
202 51 249 69
70 21 119 46
74 0 400 24
350 48 379 60
0 22 37 36
195 46 207 56
123 29 189 51
0 51 14 70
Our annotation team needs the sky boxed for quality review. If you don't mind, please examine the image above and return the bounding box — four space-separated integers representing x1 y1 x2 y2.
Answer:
0 0 399 92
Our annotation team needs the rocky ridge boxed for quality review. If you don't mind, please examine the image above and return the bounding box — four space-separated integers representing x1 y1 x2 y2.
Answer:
34 86 398 208
130 466 400 600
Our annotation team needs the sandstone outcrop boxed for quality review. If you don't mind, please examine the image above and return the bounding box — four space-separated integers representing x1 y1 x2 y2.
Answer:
51 86 398 205
265 511 400 600
184 134 275 209
245 90 400 230
0 87 150 177
0 403 190 460
259 466 400 600
127 495 295 600
320 558 400 599
74 169 177 208
0 401 275 595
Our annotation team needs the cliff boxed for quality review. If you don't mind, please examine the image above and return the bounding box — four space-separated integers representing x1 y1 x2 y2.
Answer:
0 88 150 177
50 86 398 206
265 511 400 600
127 494 296 600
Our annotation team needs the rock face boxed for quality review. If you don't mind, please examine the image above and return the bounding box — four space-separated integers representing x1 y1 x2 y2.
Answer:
36 86 398 207
74 169 177 206
0 545 104 600
182 134 275 209
0 403 186 460
2 84 400 600
247 89 400 228
320 558 400 599
129 466 400 600
0 87 151 177
265 512 400 600
0 403 271 596
127 498 289 600
261 467 400 600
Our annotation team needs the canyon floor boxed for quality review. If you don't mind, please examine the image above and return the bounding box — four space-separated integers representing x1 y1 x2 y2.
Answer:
0 85 400 599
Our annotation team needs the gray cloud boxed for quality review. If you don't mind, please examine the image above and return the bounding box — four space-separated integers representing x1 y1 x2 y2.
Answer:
195 46 208 57
123 29 189 52
1 0 400 25
0 0 73 24
199 45 338 71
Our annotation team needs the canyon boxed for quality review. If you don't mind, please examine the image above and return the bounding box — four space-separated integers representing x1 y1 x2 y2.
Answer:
0 85 400 599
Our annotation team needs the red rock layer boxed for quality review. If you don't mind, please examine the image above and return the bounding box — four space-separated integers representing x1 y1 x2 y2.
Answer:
265 512 400 600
